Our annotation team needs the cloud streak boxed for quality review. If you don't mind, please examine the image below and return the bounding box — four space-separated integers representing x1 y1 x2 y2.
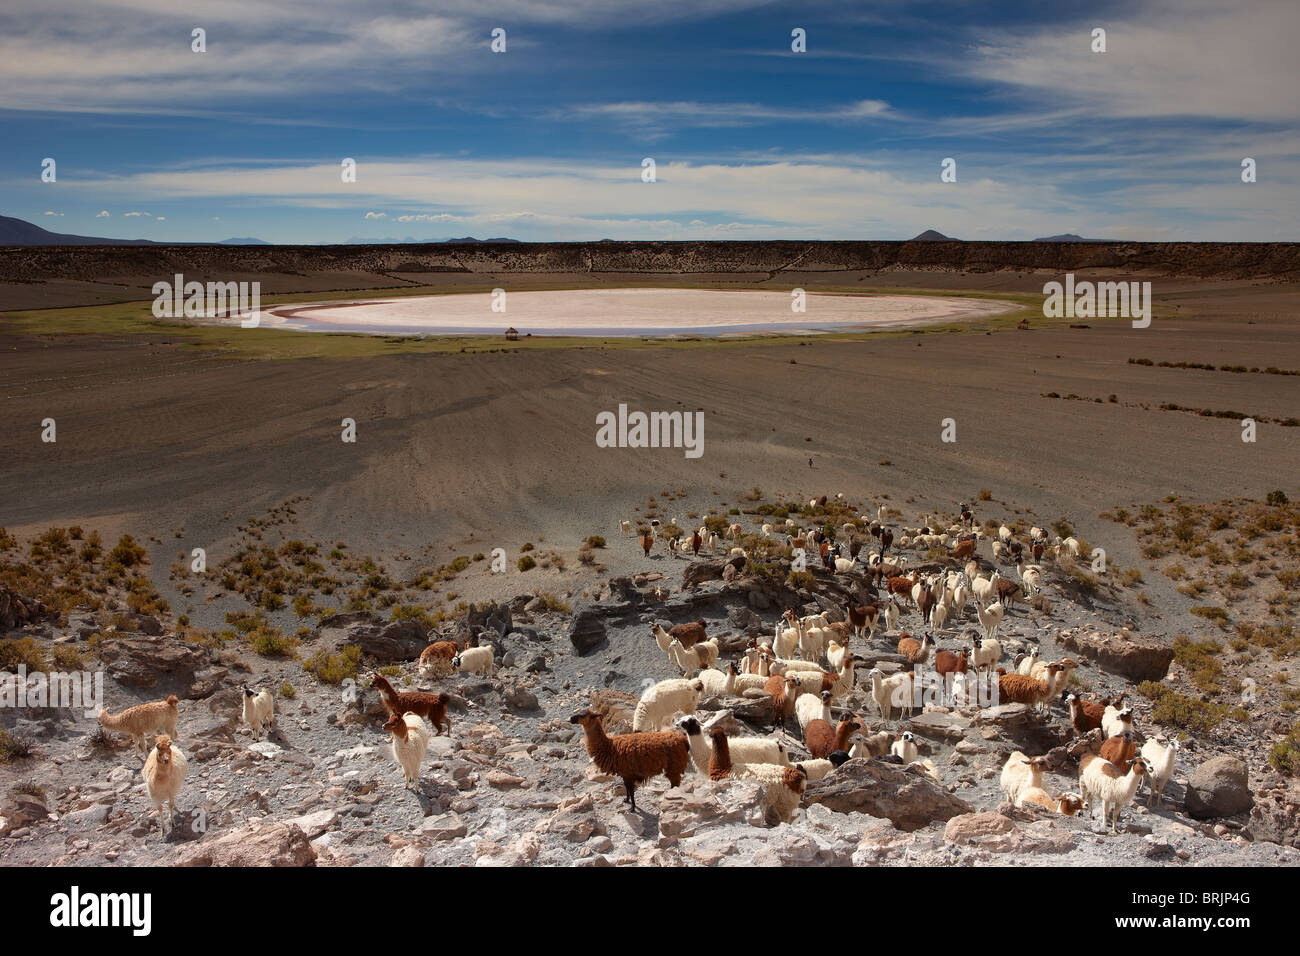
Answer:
51 151 1298 241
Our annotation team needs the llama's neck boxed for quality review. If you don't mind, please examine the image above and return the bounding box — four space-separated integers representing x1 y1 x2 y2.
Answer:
1121 768 1144 797
832 723 856 751
684 731 710 773
708 737 732 780
581 723 614 769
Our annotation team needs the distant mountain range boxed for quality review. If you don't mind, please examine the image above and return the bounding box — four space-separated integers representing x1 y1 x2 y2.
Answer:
343 235 523 245
1033 233 1117 242
0 214 160 246
0 214 1124 248
1 213 524 246
0 215 272 247
908 229 1120 243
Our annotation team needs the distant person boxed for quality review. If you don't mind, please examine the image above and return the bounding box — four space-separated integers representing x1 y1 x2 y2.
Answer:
808 457 813 468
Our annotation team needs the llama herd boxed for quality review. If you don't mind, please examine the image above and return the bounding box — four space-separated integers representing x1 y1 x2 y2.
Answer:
606 502 1183 834
82 499 1174 842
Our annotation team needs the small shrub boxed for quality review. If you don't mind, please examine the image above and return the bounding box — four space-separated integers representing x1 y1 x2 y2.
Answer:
1118 567 1144 586
1269 723 1300 775
50 645 85 670
1173 636 1224 692
0 638 48 674
1190 605 1230 626
787 570 815 590
0 728 35 763
517 555 536 572
390 604 432 626
302 645 361 684
584 536 606 549
279 681 296 699
107 535 148 568
247 623 299 658
1138 681 1228 733
1066 567 1099 596
534 592 572 614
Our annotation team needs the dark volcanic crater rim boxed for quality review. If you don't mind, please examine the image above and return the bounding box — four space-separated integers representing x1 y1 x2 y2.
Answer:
3 240 1300 285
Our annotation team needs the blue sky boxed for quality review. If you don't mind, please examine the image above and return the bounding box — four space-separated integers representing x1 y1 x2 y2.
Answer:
3 0 1297 243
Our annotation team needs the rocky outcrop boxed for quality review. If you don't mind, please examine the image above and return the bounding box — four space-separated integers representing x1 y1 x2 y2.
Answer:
315 610 383 630
0 788 50 835
95 637 211 696
681 559 731 589
354 620 428 662
315 615 427 663
1185 756 1254 819
803 758 974 831
909 710 972 741
568 607 607 655
466 601 513 638
606 577 643 609
656 779 764 837
172 821 317 867
502 682 540 712
1244 778 1300 848
943 811 1075 853
1059 630 1175 682
0 587 51 630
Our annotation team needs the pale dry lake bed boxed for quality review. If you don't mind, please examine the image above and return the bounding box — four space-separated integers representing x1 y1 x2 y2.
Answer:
262 287 1017 337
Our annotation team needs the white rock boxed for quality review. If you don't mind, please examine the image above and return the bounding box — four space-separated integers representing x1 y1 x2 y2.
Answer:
282 809 338 838
390 846 425 867
333 745 377 761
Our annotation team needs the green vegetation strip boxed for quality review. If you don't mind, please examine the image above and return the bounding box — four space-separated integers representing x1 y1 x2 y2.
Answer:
0 283 1116 361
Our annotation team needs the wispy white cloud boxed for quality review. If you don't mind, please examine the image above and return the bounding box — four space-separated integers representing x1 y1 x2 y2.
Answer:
958 0 1299 123
562 98 895 133
95 209 110 217
0 0 777 113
